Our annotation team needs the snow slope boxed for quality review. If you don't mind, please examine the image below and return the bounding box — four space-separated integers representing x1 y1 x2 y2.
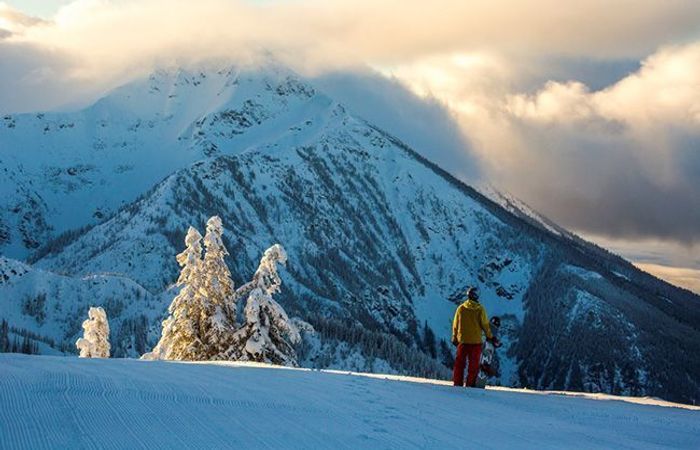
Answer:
0 256 163 357
0 354 698 450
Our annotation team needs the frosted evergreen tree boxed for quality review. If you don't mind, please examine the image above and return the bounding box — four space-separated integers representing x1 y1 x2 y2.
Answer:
230 244 300 366
143 222 302 364
201 216 236 357
76 306 111 358
0 319 10 353
0 319 10 352
144 227 206 361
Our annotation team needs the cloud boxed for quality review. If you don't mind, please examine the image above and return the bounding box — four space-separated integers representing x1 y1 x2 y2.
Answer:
0 39 93 113
508 44 700 129
503 44 700 243
636 263 700 294
0 3 46 32
4 0 699 75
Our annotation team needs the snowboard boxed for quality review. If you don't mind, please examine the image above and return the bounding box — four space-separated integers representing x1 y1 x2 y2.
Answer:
475 317 501 389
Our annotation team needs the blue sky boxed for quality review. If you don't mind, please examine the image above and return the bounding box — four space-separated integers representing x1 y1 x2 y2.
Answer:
6 0 73 18
8 0 276 18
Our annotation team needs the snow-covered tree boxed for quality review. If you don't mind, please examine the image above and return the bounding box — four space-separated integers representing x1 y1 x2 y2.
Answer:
201 216 236 357
144 227 206 361
229 244 300 366
76 306 111 358
143 218 302 365
0 319 10 352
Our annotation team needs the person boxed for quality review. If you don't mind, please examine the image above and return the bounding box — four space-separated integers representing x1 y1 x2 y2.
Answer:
451 287 499 387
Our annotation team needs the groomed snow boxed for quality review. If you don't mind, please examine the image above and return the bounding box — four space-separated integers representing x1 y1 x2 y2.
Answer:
1 354 698 449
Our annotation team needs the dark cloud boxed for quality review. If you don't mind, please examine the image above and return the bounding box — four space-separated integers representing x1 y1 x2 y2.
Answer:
0 41 102 114
522 57 641 92
493 118 700 245
532 166 700 244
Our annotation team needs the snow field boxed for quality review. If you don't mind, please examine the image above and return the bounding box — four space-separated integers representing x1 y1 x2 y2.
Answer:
1 354 698 449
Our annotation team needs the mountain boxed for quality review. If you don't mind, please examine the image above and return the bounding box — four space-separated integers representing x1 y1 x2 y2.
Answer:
2 354 698 449
0 65 325 258
1 65 699 404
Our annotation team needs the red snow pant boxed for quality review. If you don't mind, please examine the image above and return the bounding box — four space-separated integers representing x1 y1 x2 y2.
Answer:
453 343 482 387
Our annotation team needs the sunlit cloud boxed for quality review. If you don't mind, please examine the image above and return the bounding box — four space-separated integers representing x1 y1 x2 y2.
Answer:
636 263 700 295
0 2 46 34
2 0 699 76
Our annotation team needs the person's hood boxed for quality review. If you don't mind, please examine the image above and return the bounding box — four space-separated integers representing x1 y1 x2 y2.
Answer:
461 300 482 310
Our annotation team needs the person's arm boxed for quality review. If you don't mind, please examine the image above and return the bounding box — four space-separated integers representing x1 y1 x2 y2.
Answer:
451 307 460 345
480 306 493 340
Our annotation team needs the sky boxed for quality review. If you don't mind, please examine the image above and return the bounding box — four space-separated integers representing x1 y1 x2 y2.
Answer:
1 0 699 293
5 0 72 17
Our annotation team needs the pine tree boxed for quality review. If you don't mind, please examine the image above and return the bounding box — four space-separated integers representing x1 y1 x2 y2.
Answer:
21 335 31 354
144 227 206 361
75 306 111 358
0 319 9 352
439 339 454 368
201 216 236 358
143 221 302 365
423 321 437 358
229 244 300 366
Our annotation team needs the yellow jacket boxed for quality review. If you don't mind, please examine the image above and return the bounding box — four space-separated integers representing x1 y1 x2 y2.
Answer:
452 300 493 344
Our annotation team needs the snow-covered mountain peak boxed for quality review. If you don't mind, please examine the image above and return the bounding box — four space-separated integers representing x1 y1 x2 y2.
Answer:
0 64 335 259
91 64 320 126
